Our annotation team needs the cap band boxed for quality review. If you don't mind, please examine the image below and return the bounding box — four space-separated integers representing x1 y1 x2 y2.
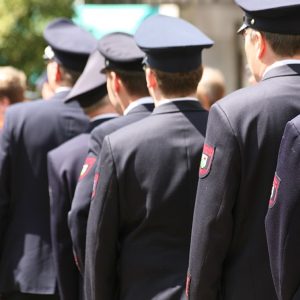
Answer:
240 12 300 35
103 58 144 72
144 49 202 73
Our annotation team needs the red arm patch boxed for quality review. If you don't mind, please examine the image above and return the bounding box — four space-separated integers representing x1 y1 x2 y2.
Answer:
269 173 281 208
79 157 96 180
199 143 215 178
91 172 100 199
73 250 81 272
186 273 191 298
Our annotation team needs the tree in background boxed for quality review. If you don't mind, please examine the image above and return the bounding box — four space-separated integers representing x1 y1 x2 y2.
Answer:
0 0 74 88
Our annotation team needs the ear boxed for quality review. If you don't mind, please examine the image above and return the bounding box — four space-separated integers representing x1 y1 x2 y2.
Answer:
0 96 11 114
255 31 266 59
145 68 157 89
55 64 62 83
109 71 121 94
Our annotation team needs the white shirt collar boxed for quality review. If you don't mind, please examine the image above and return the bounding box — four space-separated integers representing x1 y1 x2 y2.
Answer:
263 59 300 77
90 113 119 122
123 97 153 116
157 97 199 107
55 86 72 93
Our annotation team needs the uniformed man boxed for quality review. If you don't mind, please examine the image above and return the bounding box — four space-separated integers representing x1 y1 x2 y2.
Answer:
187 1 300 299
265 114 300 300
0 18 96 300
84 14 213 300
68 32 154 273
47 50 118 300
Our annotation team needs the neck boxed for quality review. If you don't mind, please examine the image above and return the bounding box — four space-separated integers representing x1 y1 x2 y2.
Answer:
87 104 117 120
120 94 144 111
258 52 300 81
152 91 197 107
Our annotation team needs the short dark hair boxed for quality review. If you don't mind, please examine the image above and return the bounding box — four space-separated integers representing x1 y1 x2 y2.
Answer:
153 66 203 98
83 95 110 115
113 69 149 97
263 31 300 57
59 65 81 87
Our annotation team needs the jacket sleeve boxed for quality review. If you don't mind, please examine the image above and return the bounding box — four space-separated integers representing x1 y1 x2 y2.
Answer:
0 110 12 254
84 136 120 300
68 129 104 273
187 103 241 300
265 120 300 300
47 151 80 300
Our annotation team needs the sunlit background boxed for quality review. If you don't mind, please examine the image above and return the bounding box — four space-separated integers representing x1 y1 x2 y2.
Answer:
0 0 247 98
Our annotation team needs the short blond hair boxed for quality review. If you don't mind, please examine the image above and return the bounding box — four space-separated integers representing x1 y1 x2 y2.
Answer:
197 66 225 108
0 66 27 103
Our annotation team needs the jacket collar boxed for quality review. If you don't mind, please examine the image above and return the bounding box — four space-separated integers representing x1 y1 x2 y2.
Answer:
152 99 205 115
50 90 70 102
127 103 154 115
263 64 300 81
86 115 118 133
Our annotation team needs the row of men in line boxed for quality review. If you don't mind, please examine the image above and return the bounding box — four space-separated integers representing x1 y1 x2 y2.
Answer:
0 14 217 300
0 0 300 300
0 16 225 300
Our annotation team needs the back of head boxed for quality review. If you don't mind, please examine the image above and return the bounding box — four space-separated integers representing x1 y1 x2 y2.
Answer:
43 18 97 89
65 50 108 111
43 18 97 72
197 67 225 110
262 32 300 57
111 69 149 98
134 14 213 98
98 32 149 98
152 68 204 99
236 0 300 57
0 66 26 103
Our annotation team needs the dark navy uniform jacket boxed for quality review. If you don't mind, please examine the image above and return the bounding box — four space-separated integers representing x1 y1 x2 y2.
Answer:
68 101 154 273
84 100 208 300
187 64 300 300
266 114 300 300
47 114 117 300
0 91 89 295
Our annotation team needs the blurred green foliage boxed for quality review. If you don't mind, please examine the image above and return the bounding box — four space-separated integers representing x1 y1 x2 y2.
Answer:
0 0 74 87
